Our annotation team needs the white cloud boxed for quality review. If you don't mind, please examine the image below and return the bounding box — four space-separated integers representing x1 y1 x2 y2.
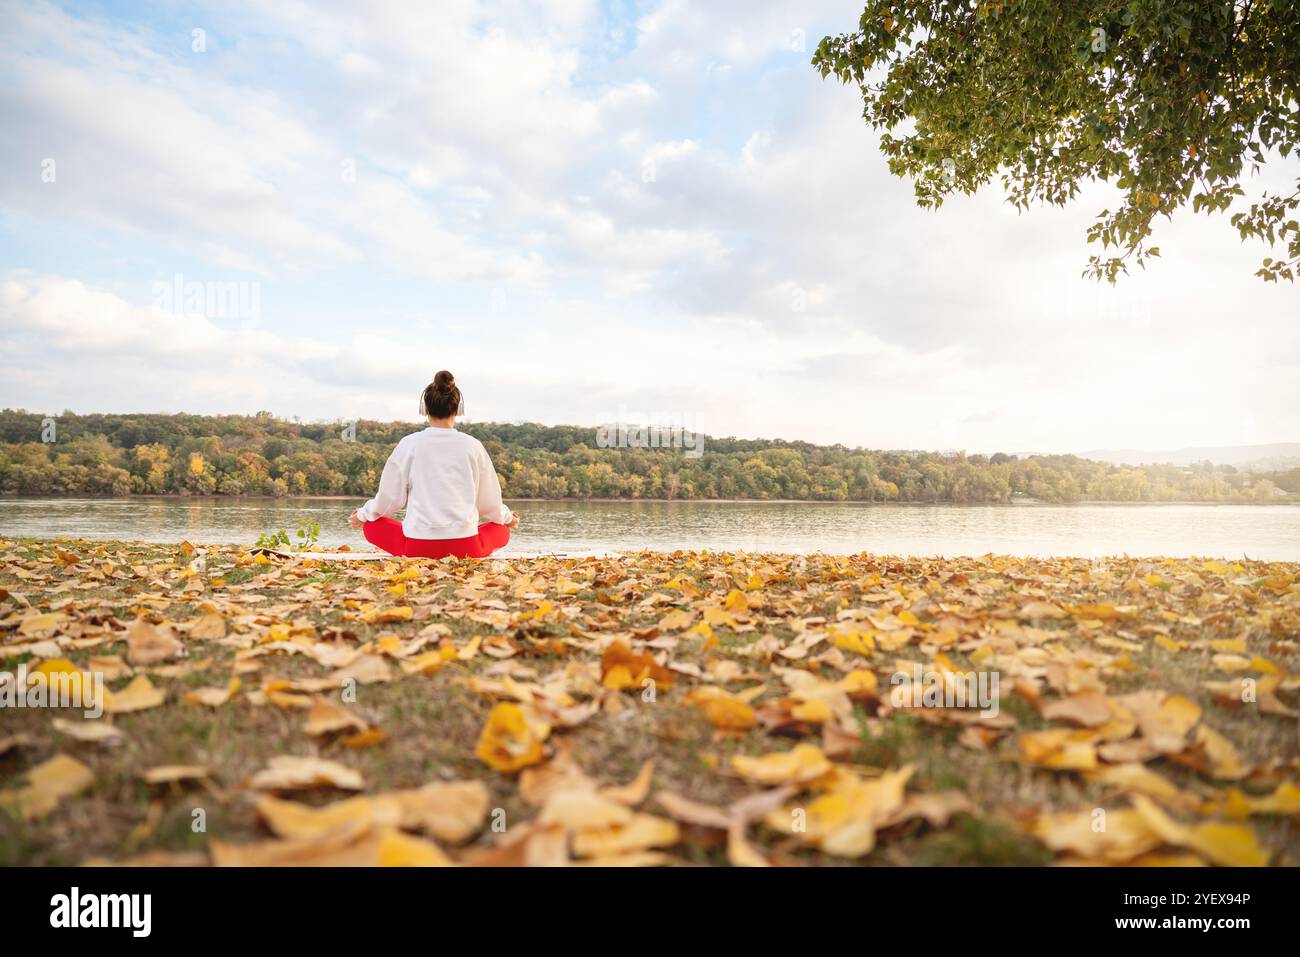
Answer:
0 0 1295 455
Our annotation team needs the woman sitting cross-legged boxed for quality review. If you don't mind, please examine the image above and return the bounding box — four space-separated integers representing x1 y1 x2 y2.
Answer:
348 370 519 559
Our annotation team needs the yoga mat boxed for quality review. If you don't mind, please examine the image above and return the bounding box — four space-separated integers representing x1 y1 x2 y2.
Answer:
250 548 389 561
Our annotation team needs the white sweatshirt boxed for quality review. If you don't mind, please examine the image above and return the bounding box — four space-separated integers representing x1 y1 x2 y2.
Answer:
356 427 513 539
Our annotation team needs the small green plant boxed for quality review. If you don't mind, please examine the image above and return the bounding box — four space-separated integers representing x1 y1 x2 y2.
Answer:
253 529 290 550
254 519 320 551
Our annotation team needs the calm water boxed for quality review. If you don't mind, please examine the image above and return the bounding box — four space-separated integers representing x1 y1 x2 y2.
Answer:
0 497 1296 560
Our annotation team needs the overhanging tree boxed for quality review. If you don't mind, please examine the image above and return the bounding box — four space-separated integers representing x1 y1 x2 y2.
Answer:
814 1 1300 281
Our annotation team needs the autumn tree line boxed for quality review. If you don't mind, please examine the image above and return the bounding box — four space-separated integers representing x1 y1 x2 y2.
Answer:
0 410 1295 504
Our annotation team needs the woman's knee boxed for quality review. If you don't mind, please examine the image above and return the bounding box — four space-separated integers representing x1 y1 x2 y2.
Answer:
363 517 406 555
474 522 509 556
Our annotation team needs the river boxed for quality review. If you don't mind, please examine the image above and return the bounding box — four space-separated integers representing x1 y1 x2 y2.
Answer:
0 498 1296 560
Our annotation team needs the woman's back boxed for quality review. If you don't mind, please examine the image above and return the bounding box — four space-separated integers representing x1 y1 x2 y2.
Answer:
400 427 500 538
350 370 515 558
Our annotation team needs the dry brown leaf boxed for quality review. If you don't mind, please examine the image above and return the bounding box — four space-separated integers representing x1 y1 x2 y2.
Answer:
331 654 392 685
104 674 166 713
394 781 491 844
731 744 832 786
303 697 368 737
600 640 674 692
475 701 550 773
212 823 452 867
141 764 211 785
1032 807 1163 863
125 618 184 665
763 766 913 858
1017 729 1099 771
188 613 228 640
1041 690 1113 728
726 822 771 867
247 755 364 791
599 759 656 806
0 753 94 819
686 687 758 730
184 676 240 708
51 718 125 745
1120 691 1201 753
540 789 634 830
1171 725 1251 780
1130 795 1269 867
519 741 596 806
570 812 680 858
654 791 733 830
461 821 569 867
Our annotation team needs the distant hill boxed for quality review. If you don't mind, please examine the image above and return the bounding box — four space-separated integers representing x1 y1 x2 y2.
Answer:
1082 443 1300 471
0 410 1296 502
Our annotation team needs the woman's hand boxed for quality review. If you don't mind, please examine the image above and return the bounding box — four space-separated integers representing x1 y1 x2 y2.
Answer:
507 513 520 530
348 509 364 529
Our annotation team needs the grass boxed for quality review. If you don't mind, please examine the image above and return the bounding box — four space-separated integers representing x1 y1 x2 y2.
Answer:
0 538 1297 866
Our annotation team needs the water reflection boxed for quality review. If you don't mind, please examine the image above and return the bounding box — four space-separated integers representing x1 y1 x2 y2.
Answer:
0 498 1295 560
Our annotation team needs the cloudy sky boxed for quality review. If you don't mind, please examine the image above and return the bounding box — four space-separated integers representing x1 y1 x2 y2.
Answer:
1 0 1296 455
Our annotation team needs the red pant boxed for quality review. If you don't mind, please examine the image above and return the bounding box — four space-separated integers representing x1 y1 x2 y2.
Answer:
363 517 510 559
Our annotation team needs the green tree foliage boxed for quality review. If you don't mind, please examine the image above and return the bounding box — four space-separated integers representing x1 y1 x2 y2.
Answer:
0 410 1292 504
814 1 1300 280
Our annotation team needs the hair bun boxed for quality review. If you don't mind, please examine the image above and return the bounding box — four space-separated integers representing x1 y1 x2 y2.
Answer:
422 370 461 418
